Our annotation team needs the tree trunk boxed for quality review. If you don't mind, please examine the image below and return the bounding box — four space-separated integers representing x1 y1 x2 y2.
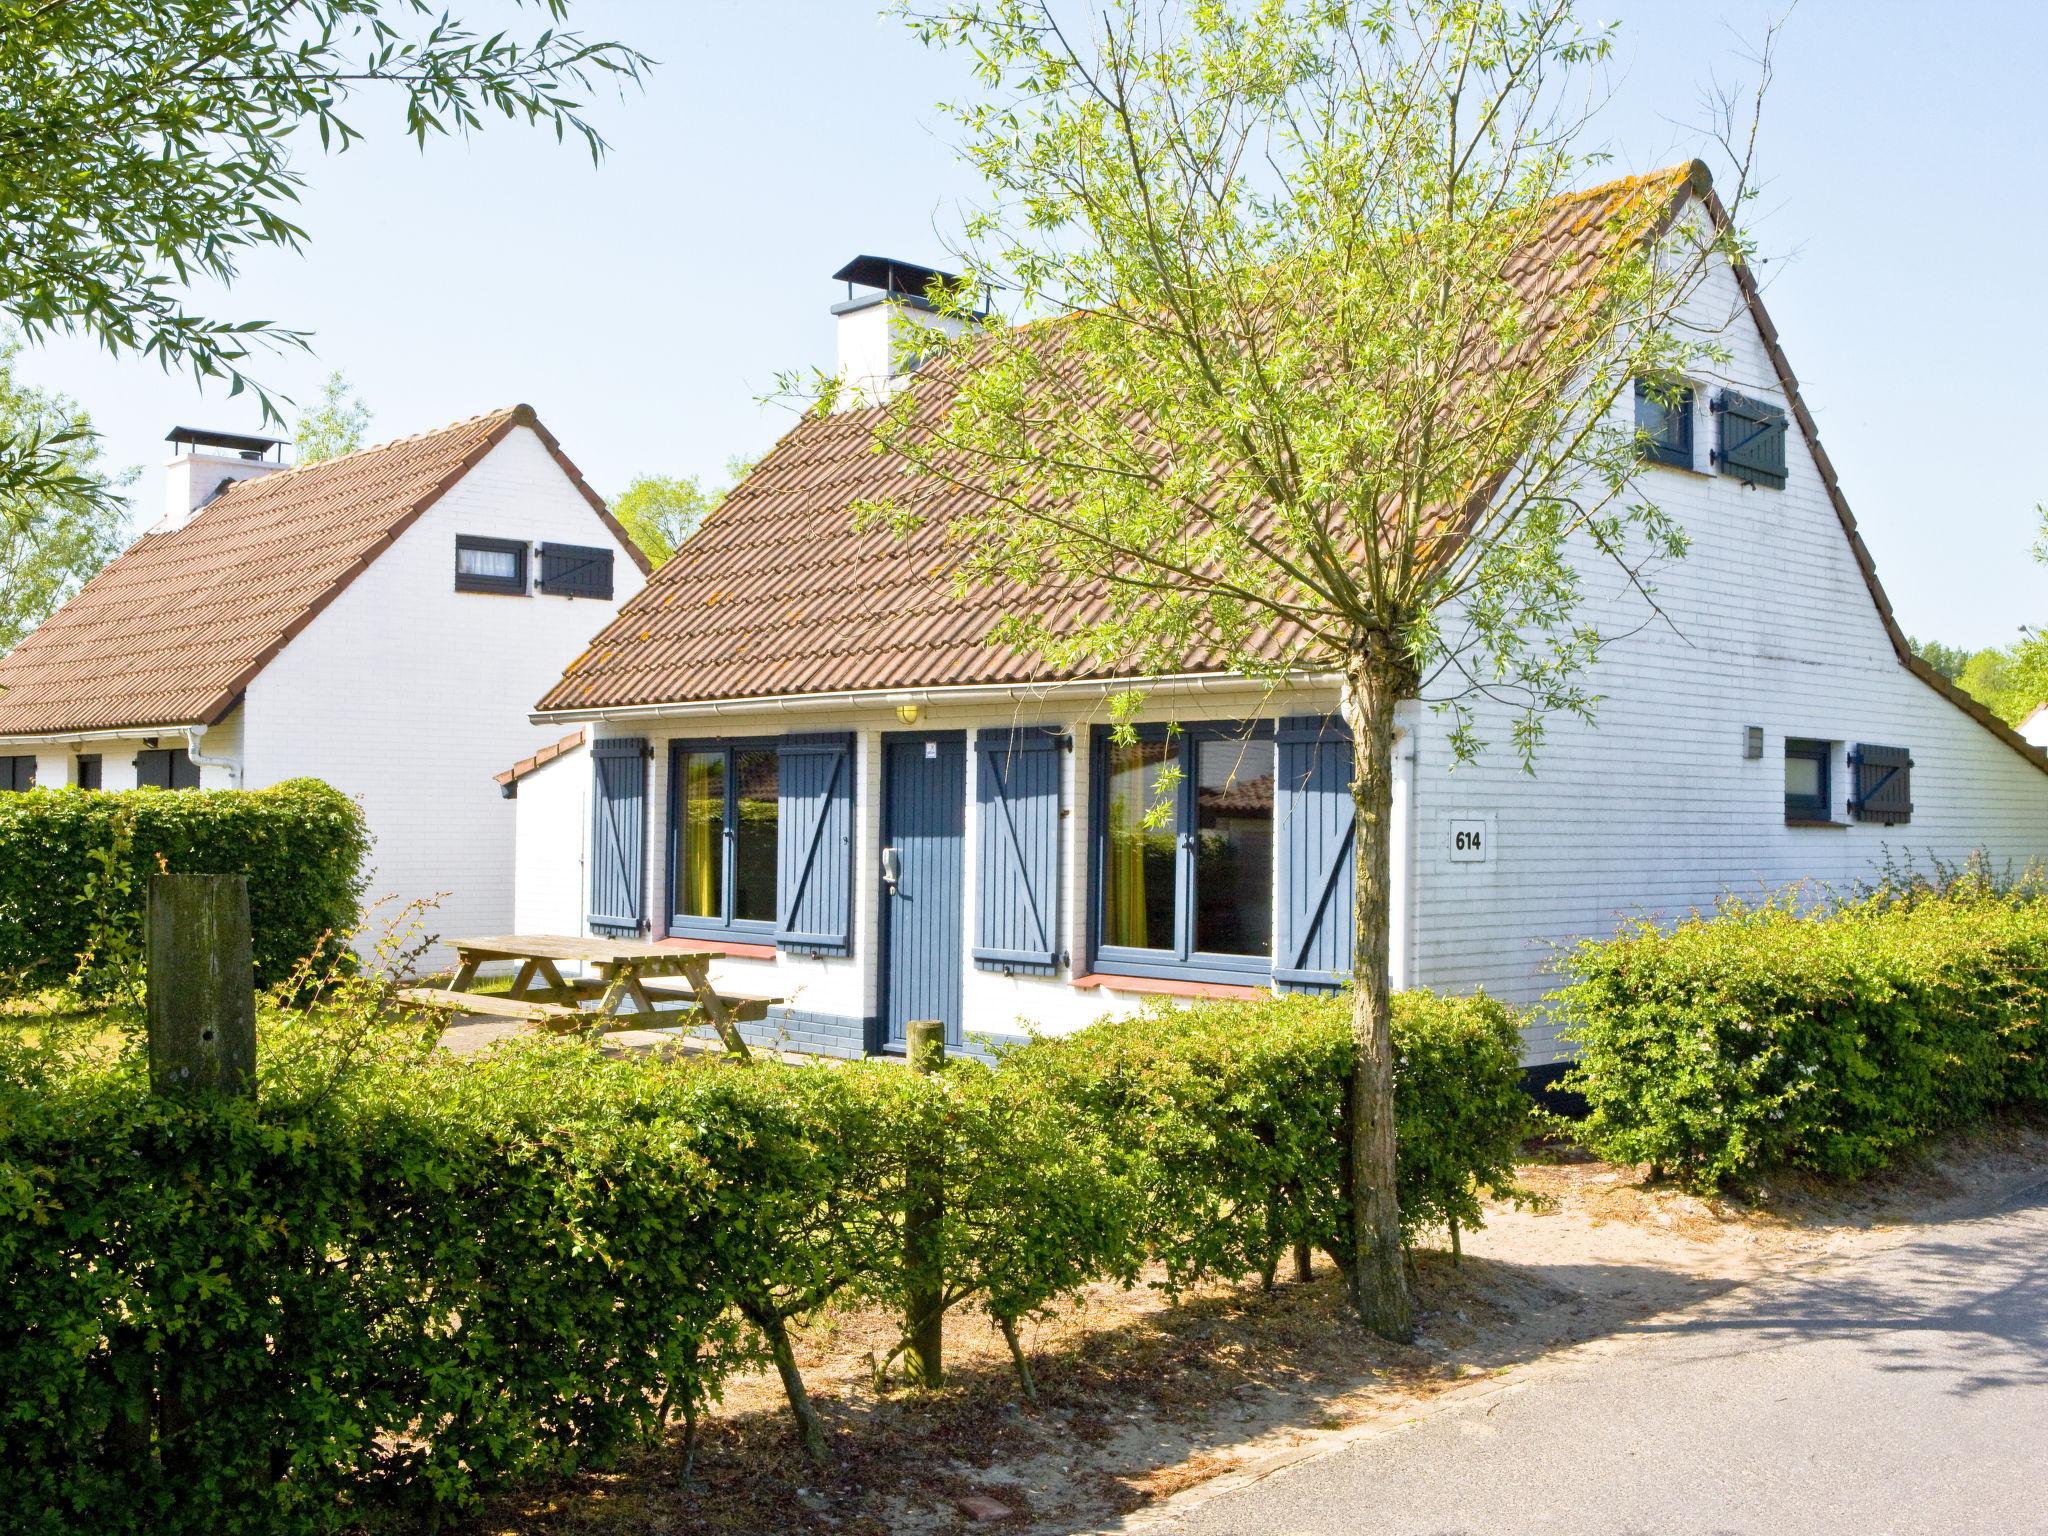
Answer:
750 1306 829 1465
1340 651 1414 1343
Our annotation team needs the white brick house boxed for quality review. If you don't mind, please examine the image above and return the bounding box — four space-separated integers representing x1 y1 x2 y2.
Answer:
515 170 2048 1065
0 407 649 953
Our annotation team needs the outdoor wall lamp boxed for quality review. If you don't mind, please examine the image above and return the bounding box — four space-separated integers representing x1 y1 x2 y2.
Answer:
895 703 920 725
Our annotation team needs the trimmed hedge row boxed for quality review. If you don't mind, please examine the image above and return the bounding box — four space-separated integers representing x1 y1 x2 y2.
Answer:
1557 887 2048 1191
0 781 370 991
0 987 1526 1534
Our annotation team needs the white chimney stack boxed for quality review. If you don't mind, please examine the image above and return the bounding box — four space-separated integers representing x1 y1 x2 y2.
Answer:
830 255 979 410
156 426 288 534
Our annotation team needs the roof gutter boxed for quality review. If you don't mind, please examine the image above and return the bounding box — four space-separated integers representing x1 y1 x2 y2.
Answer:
530 669 1342 727
0 722 210 751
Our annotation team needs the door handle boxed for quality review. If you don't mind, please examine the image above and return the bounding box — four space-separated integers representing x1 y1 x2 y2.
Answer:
881 846 901 893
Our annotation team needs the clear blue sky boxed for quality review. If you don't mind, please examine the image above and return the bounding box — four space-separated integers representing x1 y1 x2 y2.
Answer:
26 0 2048 650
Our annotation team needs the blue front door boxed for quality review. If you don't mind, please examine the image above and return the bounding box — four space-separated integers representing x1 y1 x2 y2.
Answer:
881 733 966 1051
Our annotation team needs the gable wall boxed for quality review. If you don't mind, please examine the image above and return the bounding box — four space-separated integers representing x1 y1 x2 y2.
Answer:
1403 231 2048 1060
241 426 645 959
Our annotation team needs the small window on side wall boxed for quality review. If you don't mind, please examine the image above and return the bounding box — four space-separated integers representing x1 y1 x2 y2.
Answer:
1785 737 1831 823
1849 744 1913 825
0 755 35 792
537 543 615 600
75 754 101 789
454 535 528 595
1634 379 1694 469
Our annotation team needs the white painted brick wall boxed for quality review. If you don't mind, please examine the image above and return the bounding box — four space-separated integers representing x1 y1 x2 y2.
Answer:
240 425 644 964
1402 241 2048 1061
511 744 588 941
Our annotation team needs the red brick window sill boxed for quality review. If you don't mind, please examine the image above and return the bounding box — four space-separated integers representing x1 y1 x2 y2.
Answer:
653 936 778 960
1070 972 1271 1001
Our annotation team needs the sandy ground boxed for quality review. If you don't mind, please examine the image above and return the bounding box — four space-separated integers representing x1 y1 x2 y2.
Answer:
466 1119 2048 1536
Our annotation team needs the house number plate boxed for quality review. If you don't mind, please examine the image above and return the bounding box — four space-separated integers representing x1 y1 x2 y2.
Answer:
1448 819 1489 863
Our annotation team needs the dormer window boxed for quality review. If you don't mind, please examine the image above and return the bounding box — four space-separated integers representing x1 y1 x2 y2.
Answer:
1634 378 1695 469
454 535 528 595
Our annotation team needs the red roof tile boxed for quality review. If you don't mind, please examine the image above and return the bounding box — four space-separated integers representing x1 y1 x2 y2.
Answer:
0 405 645 737
494 728 586 787
537 168 1697 716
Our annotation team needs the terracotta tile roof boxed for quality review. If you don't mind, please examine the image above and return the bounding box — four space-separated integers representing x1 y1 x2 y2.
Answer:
0 404 646 738
494 728 586 788
537 167 1699 717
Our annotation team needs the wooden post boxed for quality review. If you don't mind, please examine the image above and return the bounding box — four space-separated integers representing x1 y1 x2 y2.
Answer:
146 873 256 1098
903 1018 945 1388
141 873 257 1478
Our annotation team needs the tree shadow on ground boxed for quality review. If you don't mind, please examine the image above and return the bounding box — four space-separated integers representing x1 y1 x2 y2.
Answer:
1623 1184 2048 1402
467 1248 1744 1536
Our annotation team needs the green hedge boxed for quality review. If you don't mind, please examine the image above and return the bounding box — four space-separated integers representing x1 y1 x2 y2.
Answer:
0 780 370 991
1001 989 1528 1284
0 987 1526 1533
1557 888 2048 1191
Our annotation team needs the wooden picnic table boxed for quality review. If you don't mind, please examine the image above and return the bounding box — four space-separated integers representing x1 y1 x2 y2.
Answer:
407 933 778 1059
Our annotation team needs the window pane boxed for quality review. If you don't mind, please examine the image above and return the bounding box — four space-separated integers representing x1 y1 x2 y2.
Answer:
678 750 726 918
457 545 518 579
1635 387 1675 443
1103 737 1178 951
734 749 778 924
1193 739 1274 957
1785 755 1823 799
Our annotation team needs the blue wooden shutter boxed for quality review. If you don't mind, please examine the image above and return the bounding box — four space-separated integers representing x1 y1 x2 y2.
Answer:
1849 743 1913 825
1713 390 1788 488
776 732 854 954
1274 716 1355 991
589 737 649 935
973 726 1063 972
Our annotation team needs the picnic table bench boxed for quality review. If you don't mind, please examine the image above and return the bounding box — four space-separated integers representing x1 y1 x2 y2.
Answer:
401 934 781 1059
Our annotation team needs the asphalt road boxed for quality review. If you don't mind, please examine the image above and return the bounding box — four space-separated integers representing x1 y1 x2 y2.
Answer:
1170 1178 2048 1536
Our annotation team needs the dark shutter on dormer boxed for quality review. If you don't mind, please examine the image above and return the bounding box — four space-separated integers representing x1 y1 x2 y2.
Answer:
1713 391 1788 488
537 543 615 599
1849 744 1913 826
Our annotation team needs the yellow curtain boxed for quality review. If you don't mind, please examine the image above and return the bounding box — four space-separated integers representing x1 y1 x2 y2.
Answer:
1107 800 1149 946
683 754 722 916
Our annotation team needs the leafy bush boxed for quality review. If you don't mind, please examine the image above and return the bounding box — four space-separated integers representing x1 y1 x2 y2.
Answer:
1556 887 2048 1191
0 779 369 992
0 984 1526 1532
1001 989 1529 1285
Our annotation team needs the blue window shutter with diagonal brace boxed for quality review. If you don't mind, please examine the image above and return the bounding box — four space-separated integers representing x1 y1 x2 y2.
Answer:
589 737 649 935
1274 716 1355 991
974 726 1063 971
776 733 854 954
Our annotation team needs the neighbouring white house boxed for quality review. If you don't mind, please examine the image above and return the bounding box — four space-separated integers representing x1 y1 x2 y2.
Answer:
512 170 2048 1065
2020 704 2048 750
0 406 649 954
